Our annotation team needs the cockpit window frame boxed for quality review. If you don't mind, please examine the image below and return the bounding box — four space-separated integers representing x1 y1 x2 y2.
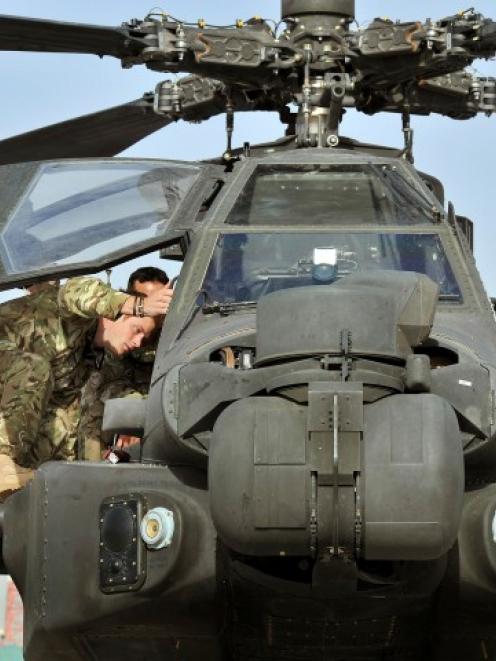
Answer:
196 226 464 307
0 157 222 291
208 155 443 232
153 154 491 357
223 162 439 228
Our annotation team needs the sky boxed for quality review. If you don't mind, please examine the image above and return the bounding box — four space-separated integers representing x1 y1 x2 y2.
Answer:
0 0 495 301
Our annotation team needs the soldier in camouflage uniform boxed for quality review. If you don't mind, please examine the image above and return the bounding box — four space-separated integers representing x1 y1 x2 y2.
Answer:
78 267 170 461
0 276 172 493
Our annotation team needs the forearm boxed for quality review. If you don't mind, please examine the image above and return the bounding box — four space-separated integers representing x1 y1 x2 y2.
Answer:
60 276 172 319
59 277 128 320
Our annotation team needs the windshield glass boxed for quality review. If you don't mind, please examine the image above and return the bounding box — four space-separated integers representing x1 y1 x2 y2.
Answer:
0 160 200 276
201 232 461 304
226 164 436 226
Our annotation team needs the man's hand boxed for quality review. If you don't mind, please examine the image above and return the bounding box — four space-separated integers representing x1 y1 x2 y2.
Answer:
143 287 173 316
116 435 141 449
102 435 140 462
121 287 173 317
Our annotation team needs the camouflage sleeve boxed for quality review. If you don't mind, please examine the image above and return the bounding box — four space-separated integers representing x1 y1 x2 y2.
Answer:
58 277 128 320
78 370 107 461
78 357 152 460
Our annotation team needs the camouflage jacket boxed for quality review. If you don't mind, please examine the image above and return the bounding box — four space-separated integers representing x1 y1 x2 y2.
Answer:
0 277 128 407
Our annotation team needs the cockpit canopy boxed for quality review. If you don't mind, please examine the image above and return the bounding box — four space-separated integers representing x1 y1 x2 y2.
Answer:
200 161 460 307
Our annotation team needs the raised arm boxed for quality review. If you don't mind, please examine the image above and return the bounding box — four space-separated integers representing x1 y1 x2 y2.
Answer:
59 277 172 319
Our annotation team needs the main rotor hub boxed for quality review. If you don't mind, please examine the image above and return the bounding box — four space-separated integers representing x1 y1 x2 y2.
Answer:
281 0 355 21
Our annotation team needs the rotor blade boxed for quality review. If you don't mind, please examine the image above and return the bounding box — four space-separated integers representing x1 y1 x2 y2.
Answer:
0 14 145 57
0 96 172 165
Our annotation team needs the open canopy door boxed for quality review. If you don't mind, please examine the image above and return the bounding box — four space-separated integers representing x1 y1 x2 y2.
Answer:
0 158 213 289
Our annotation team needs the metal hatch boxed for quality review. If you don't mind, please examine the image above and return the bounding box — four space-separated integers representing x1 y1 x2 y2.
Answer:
0 158 215 290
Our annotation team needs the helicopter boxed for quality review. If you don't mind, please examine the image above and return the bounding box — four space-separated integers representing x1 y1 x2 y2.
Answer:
1 0 496 659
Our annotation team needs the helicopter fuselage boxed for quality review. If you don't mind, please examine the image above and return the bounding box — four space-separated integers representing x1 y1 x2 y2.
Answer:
3 145 496 661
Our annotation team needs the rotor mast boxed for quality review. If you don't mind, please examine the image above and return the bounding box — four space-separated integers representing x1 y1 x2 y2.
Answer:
282 0 355 147
281 0 355 31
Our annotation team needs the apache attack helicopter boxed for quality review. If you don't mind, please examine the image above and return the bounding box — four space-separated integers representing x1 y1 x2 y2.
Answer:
1 1 496 659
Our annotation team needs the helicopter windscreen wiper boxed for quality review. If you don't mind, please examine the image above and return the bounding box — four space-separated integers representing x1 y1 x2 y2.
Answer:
373 165 439 222
202 300 257 315
438 293 462 302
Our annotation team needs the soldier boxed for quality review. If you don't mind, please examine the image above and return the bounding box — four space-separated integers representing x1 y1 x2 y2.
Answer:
78 267 172 460
127 266 170 296
0 276 172 495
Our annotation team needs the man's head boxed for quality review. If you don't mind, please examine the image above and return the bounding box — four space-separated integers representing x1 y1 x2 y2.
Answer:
128 267 169 297
93 314 163 357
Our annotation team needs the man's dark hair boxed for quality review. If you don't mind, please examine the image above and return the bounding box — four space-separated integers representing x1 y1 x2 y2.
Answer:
127 267 169 291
